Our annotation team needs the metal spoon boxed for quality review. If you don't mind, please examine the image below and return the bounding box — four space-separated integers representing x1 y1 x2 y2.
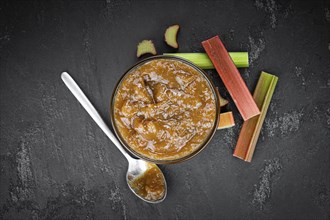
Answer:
61 72 167 203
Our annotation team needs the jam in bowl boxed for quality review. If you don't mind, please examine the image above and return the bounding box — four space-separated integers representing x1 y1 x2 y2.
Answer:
110 56 220 164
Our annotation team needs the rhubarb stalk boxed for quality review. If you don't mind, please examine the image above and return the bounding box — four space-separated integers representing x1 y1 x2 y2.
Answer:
202 36 260 121
163 52 249 69
233 71 278 162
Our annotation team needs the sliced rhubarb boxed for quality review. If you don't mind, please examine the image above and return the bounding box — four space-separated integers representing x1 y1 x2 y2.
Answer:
233 72 278 162
217 112 235 129
215 87 229 107
137 40 157 57
202 36 260 121
164 25 180 48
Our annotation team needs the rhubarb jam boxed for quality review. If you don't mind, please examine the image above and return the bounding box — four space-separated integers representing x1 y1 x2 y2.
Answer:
129 164 165 201
113 58 217 161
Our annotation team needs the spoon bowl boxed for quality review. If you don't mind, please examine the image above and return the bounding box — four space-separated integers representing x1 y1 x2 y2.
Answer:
61 72 167 203
127 159 167 203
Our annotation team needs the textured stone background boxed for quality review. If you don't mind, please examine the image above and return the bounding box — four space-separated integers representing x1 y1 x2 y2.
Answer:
0 0 329 219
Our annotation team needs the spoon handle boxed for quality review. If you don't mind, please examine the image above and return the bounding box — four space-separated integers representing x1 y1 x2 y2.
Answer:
61 72 132 161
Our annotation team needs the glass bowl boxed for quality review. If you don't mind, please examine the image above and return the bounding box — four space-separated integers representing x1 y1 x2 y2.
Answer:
110 55 220 164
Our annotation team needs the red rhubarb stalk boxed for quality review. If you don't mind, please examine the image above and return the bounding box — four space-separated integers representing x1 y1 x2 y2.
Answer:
202 36 260 121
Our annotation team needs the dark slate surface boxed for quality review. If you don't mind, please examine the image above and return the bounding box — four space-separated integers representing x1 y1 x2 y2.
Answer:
0 0 329 219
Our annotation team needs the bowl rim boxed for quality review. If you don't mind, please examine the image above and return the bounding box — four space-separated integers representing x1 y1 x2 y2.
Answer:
110 55 220 164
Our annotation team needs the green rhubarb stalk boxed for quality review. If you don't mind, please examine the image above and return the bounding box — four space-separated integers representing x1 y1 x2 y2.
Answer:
233 71 278 162
163 52 249 69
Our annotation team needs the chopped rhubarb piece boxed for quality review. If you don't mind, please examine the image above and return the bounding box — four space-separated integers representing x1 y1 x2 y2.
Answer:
137 40 157 57
164 25 180 48
202 36 260 121
217 112 235 129
215 87 229 107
